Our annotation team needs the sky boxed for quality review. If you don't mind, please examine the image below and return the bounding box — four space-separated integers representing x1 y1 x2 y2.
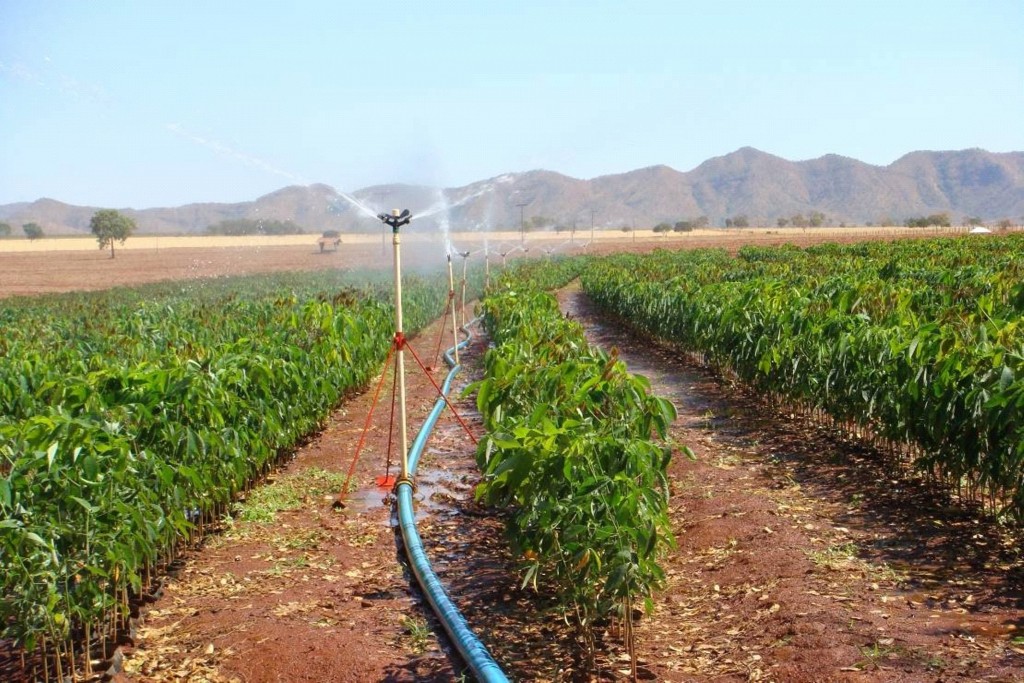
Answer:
1 1 1022 208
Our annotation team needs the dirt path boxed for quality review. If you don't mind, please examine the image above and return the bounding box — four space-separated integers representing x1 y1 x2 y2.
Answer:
558 285 1024 682
113 309 595 683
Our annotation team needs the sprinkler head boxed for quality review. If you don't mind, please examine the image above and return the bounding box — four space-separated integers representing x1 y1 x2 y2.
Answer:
378 208 412 231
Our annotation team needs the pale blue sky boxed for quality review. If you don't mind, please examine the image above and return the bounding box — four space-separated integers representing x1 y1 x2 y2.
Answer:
1 1 1021 208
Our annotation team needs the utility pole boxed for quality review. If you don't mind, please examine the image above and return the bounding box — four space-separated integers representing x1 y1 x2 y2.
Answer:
516 202 527 245
590 209 596 243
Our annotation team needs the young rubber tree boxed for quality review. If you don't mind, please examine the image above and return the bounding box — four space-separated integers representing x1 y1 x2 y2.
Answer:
90 209 136 259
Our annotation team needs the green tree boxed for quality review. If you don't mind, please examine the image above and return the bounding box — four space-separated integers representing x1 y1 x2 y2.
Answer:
808 211 826 228
729 214 750 228
22 222 43 240
0 221 11 237
905 213 951 229
653 222 672 233
776 217 789 228
90 209 136 258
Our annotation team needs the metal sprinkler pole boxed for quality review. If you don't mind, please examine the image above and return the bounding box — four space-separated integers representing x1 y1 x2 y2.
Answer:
447 254 460 364
459 252 469 330
380 209 412 480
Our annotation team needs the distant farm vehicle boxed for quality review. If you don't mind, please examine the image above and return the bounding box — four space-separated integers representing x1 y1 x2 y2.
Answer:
318 230 342 252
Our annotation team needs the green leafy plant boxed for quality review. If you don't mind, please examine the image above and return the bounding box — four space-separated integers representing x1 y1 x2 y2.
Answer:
0 266 485 680
471 277 677 671
580 235 1024 518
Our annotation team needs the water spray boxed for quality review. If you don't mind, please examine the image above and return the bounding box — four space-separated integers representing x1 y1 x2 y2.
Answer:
498 244 529 269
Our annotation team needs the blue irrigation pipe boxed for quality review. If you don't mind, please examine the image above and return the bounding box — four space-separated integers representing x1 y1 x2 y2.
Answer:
395 320 511 683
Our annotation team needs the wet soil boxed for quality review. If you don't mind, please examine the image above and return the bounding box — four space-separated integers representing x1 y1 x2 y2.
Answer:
112 313 487 683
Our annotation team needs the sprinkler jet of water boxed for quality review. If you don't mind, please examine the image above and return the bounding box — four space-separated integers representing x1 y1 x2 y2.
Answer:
497 244 529 269
334 191 382 220
543 239 574 258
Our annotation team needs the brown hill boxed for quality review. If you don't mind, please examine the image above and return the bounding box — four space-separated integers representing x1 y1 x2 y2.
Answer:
3 148 1022 235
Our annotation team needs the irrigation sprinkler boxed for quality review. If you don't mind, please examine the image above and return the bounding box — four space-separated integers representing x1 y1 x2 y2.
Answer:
497 244 527 269
380 208 412 481
446 253 460 365
457 250 470 329
333 208 477 495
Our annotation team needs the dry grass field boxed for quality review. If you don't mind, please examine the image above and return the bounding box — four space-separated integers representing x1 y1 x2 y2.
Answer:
0 226 961 299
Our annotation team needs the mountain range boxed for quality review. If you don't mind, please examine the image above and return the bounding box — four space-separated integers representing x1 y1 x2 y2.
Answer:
2 147 1023 235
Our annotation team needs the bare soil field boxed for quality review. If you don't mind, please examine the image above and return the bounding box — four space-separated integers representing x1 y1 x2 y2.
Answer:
0 227 959 299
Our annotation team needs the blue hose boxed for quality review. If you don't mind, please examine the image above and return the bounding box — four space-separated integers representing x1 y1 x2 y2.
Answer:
396 321 511 682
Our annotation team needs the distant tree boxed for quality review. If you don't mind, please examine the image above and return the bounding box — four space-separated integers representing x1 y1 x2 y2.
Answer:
998 218 1012 230
694 215 709 229
673 220 693 232
965 216 984 226
905 213 951 229
808 211 827 228
90 209 136 259
776 217 789 228
621 225 632 233
790 213 808 228
22 222 43 240
0 222 11 237
730 215 749 228
724 218 733 228
653 222 672 233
